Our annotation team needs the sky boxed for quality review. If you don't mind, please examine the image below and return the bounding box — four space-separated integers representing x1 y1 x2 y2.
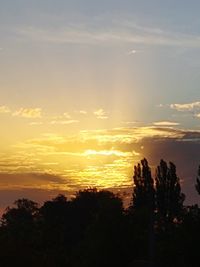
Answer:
1 0 200 212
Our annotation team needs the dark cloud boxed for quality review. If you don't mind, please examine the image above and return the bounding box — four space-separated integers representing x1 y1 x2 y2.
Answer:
139 138 200 205
0 172 66 186
104 127 200 204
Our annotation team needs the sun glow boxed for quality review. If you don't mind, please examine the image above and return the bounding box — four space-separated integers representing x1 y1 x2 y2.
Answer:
83 149 135 157
0 124 187 194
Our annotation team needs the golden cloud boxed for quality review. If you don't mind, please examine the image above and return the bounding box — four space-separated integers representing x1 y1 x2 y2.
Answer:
153 121 180 126
94 109 108 119
1 126 200 200
13 108 42 118
50 120 79 125
0 106 11 114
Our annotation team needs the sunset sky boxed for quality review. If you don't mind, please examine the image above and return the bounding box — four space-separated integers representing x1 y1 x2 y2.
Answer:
1 0 200 211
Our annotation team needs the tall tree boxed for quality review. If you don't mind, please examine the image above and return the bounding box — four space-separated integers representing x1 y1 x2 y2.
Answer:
132 158 155 266
155 160 185 226
132 158 155 211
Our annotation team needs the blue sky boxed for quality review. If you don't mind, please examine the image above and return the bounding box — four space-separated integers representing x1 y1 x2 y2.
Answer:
1 0 200 125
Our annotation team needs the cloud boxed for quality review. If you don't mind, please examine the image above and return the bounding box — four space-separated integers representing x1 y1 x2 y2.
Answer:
170 101 200 112
52 115 67 120
80 126 185 145
0 172 66 188
123 121 139 125
157 104 166 108
195 113 200 118
153 121 180 126
63 112 71 119
2 125 200 211
79 110 87 115
16 24 200 48
50 119 79 125
50 112 73 123
94 109 108 119
29 122 43 126
0 105 11 114
128 49 137 55
13 108 42 118
83 149 139 157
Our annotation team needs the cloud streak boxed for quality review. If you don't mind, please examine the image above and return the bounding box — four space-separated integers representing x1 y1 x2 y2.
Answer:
153 121 180 126
16 24 200 48
50 119 79 125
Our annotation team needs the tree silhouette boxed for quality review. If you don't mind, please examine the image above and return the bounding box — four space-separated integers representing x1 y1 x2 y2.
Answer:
0 199 39 267
132 158 155 211
0 159 200 267
131 158 155 266
155 160 185 227
1 198 38 228
71 189 125 267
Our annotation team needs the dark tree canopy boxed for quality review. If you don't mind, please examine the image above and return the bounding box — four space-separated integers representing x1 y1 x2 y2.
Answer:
1 198 38 228
132 158 154 211
0 158 200 267
155 160 185 225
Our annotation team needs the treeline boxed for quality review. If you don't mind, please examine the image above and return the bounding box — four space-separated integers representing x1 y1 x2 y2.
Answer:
0 159 200 267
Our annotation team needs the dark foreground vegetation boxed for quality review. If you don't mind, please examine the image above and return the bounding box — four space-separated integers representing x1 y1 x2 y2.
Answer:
0 159 200 267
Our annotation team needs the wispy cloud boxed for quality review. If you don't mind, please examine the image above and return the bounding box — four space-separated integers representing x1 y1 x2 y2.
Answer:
50 119 79 125
16 24 200 48
51 112 72 120
63 112 71 119
29 122 43 126
0 172 66 189
170 101 200 112
79 110 87 115
80 127 185 144
83 149 139 157
123 121 139 125
94 109 108 120
153 121 180 126
195 113 200 118
13 108 42 118
127 49 137 55
157 104 166 108
0 106 11 114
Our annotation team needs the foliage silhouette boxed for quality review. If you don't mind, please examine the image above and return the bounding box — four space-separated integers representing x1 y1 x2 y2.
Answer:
132 158 155 212
155 160 185 228
0 158 200 267
131 159 155 266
